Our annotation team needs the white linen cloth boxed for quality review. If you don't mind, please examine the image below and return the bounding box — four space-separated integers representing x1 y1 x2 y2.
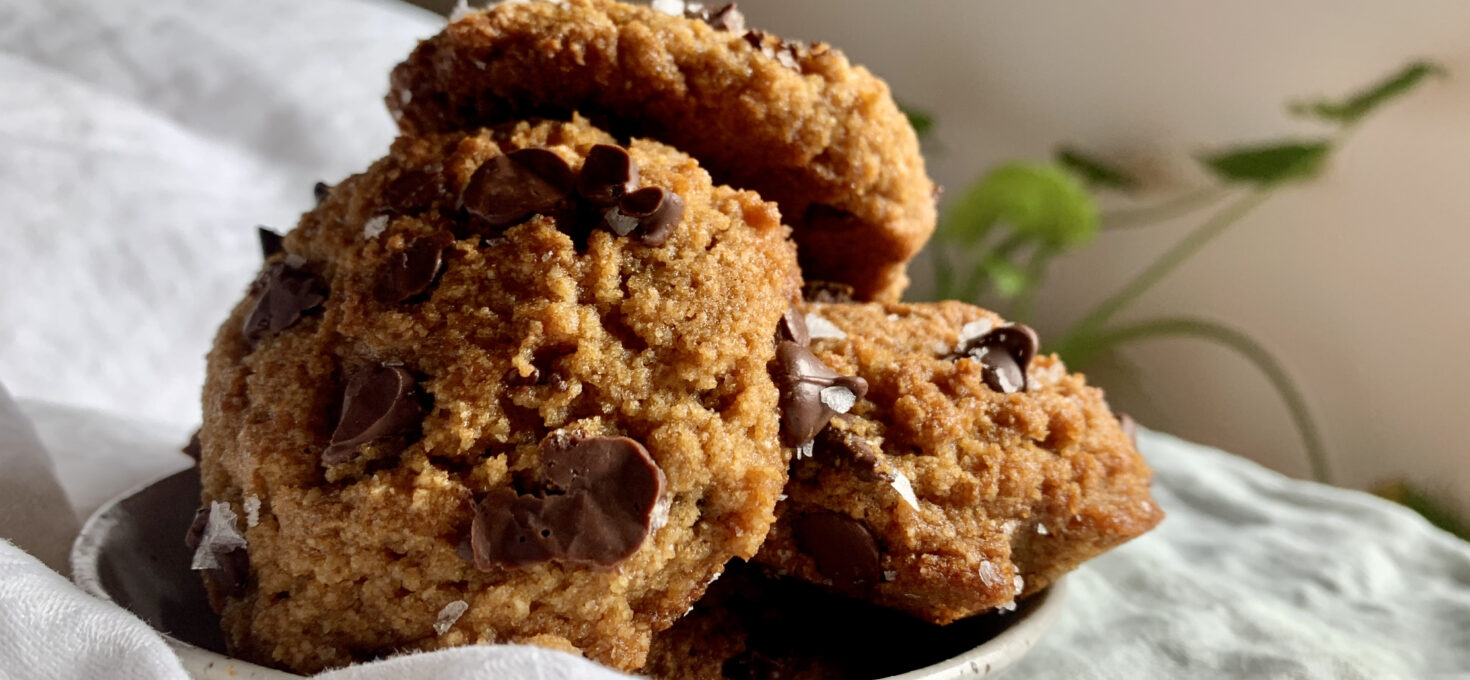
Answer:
1 0 1468 678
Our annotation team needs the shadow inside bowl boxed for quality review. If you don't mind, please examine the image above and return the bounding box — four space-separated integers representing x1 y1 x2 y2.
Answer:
78 468 229 654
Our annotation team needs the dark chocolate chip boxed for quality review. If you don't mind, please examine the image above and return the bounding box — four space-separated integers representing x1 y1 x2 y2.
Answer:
460 148 574 229
1117 412 1138 446
777 306 809 346
313 181 331 205
742 30 800 69
795 511 881 591
801 281 856 304
377 236 449 303
185 506 209 551
384 167 446 215
184 505 250 597
604 187 685 246
241 261 328 345
471 435 665 570
182 429 202 463
576 144 639 207
773 341 869 448
686 3 745 32
256 227 284 259
952 324 1039 394
812 427 889 483
323 365 425 465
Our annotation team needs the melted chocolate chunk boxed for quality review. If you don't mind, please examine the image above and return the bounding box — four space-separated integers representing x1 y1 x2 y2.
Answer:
241 261 327 345
460 148 574 229
182 429 202 463
777 306 809 345
795 512 881 591
951 324 1039 394
576 144 639 207
604 186 685 246
377 235 450 303
384 167 446 215
184 506 249 597
313 181 331 205
323 365 425 465
471 435 665 570
256 227 284 259
773 341 868 448
812 427 889 483
801 281 856 304
686 3 745 32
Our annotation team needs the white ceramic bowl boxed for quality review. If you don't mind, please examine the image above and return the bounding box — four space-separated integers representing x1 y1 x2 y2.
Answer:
71 468 1065 679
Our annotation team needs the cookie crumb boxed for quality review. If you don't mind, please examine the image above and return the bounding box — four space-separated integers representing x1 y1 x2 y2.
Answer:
434 600 469 635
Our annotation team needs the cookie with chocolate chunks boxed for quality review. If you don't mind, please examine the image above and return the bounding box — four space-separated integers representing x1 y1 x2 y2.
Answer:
198 116 799 674
756 301 1162 624
388 0 936 302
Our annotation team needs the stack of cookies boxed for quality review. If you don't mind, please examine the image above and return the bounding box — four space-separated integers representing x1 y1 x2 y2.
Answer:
188 1 1163 676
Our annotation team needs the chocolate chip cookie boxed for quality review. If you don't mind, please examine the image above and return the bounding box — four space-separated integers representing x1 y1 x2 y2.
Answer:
196 116 800 673
388 0 936 303
753 301 1163 624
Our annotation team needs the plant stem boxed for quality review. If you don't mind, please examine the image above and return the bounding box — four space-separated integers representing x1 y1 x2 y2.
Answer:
1092 316 1331 484
1101 185 1231 230
1010 246 1054 323
1055 189 1272 360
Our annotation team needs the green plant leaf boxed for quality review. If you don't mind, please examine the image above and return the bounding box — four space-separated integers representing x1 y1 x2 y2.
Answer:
1056 146 1140 192
1198 141 1332 186
1375 481 1470 541
1290 60 1447 125
899 102 935 141
981 255 1030 299
941 163 1099 249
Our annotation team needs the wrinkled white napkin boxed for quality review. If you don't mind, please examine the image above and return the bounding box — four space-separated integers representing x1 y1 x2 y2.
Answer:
2 0 1470 678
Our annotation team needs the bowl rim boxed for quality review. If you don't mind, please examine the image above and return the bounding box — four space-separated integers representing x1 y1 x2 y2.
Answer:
71 468 1067 680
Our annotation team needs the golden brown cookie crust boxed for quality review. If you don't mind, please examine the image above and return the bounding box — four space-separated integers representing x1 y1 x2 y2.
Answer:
199 117 799 673
388 0 936 302
754 301 1163 623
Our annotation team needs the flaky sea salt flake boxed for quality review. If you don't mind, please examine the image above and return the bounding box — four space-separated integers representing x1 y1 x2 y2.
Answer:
796 441 814 460
977 560 1002 588
243 495 261 528
1013 574 1025 596
434 600 469 635
191 501 246 571
804 314 847 340
819 385 857 414
957 319 994 349
1037 523 1049 536
363 215 389 239
889 471 919 511
650 0 686 15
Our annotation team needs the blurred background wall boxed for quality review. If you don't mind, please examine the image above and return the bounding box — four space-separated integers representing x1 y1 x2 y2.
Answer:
436 0 1470 509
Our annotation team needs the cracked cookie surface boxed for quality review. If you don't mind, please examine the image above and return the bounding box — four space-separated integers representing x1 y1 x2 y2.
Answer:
197 116 799 673
388 0 936 302
753 301 1163 623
